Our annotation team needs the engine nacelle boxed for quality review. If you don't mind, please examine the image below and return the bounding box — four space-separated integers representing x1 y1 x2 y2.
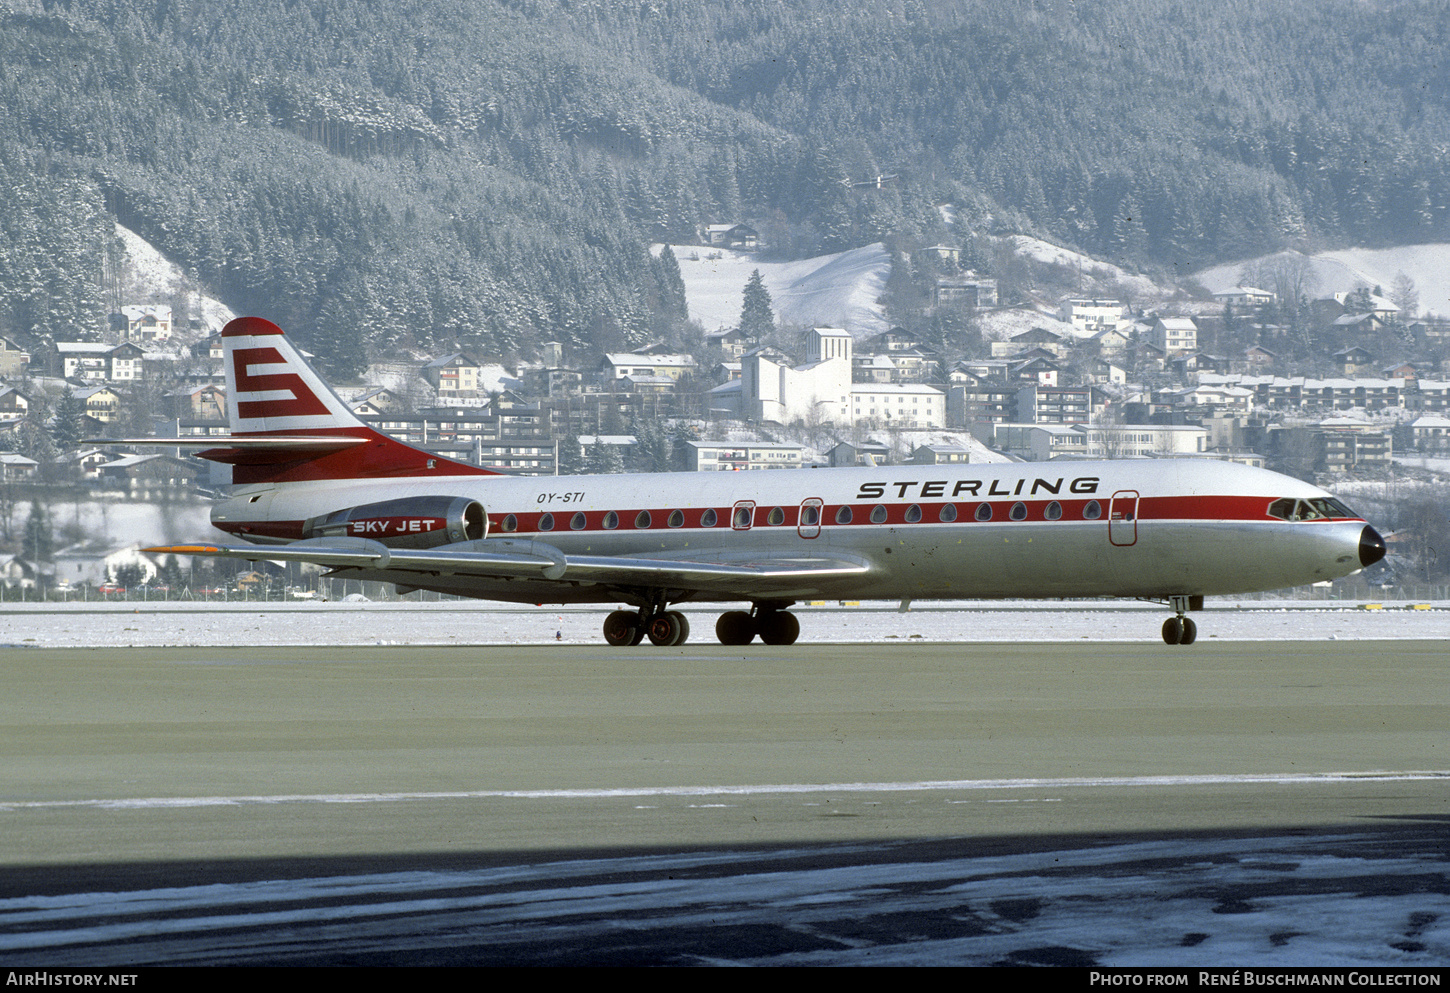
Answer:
303 496 487 549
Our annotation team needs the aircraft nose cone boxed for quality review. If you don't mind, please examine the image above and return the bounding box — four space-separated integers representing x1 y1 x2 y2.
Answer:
1359 525 1386 568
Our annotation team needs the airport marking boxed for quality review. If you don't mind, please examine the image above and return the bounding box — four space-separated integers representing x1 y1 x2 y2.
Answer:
2 771 1446 811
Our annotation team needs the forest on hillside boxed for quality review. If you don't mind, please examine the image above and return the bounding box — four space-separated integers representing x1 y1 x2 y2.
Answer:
1 0 1448 375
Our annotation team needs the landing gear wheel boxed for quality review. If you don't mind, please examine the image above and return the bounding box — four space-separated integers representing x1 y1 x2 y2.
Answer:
1162 616 1184 645
716 610 756 645
1179 616 1197 645
646 610 689 646
603 609 641 647
756 610 800 646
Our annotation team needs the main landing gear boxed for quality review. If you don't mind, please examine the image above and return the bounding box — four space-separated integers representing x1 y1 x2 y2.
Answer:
715 606 800 646
602 608 691 647
600 604 800 647
1161 595 1200 646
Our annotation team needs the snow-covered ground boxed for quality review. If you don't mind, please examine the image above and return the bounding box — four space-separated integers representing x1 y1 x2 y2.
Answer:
975 306 1084 342
1194 245 1450 317
115 224 235 332
663 243 890 335
1006 233 1170 300
11 500 214 550
1 600 1443 648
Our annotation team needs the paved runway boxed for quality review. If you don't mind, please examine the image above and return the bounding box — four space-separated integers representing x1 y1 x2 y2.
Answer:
0 641 1446 965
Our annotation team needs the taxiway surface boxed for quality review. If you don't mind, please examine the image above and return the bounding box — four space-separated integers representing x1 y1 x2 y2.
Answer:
1 640 1446 965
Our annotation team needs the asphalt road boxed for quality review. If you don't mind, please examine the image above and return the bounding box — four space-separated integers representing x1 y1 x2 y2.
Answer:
0 641 1446 965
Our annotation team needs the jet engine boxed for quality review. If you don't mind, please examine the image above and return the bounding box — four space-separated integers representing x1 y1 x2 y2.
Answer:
302 496 487 549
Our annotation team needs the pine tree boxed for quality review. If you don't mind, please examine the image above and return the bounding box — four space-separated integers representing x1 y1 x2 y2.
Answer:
557 434 586 475
21 501 52 564
51 392 86 454
654 244 689 326
739 269 775 342
586 441 624 475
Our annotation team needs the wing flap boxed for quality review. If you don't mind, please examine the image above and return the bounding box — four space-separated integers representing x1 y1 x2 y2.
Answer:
144 538 872 594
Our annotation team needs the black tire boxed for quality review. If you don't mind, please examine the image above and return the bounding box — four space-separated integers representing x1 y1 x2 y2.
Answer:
1162 616 1184 645
646 611 684 646
1180 616 1197 645
757 611 800 646
716 610 756 645
666 610 690 645
603 609 640 647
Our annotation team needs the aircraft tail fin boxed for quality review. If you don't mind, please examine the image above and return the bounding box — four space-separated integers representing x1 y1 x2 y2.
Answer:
200 316 496 485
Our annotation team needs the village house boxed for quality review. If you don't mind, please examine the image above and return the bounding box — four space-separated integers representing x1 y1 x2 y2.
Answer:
934 274 998 308
602 352 698 382
166 384 226 421
1212 286 1275 309
911 443 971 465
0 337 30 378
684 441 804 471
991 326 1070 359
97 454 200 499
1059 298 1125 334
701 224 759 249
422 353 484 395
73 385 125 423
109 305 173 343
0 453 38 481
1151 317 1199 355
49 342 146 382
0 386 29 423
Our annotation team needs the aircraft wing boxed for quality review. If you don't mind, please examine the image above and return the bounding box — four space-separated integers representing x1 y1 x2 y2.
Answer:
145 537 873 597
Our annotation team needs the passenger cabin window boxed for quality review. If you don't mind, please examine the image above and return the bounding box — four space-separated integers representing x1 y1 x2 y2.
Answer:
668 509 685 528
800 505 820 527
904 504 922 523
501 514 518 532
1083 500 1102 520
538 513 555 531
939 504 958 523
603 511 619 530
1009 502 1028 521
835 506 853 525
975 503 993 522
766 507 785 526
635 510 652 528
1045 501 1062 521
870 505 888 524
700 508 718 527
570 512 586 530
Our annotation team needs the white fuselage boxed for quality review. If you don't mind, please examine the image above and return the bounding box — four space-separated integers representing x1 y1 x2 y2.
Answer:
212 459 1372 606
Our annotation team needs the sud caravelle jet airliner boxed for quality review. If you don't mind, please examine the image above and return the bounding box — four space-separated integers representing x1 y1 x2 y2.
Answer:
139 316 1386 647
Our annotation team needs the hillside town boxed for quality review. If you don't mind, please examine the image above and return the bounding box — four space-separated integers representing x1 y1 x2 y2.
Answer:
0 239 1446 594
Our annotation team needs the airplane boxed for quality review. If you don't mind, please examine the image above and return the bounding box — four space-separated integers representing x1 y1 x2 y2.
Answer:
135 316 1386 647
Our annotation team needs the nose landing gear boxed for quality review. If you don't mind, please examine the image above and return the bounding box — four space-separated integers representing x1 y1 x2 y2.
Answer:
1161 595 1199 645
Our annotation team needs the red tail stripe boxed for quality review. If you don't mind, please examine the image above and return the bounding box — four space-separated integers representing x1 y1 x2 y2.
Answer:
222 316 285 337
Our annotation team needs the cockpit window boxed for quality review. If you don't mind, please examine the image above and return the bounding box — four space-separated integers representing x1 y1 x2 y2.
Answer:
1268 497 1358 521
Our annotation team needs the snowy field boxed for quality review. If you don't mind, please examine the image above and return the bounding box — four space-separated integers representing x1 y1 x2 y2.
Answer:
1 600 1445 648
1194 244 1450 316
661 242 890 334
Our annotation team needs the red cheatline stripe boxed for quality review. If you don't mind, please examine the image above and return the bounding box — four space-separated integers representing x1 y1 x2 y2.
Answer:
211 495 1362 544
